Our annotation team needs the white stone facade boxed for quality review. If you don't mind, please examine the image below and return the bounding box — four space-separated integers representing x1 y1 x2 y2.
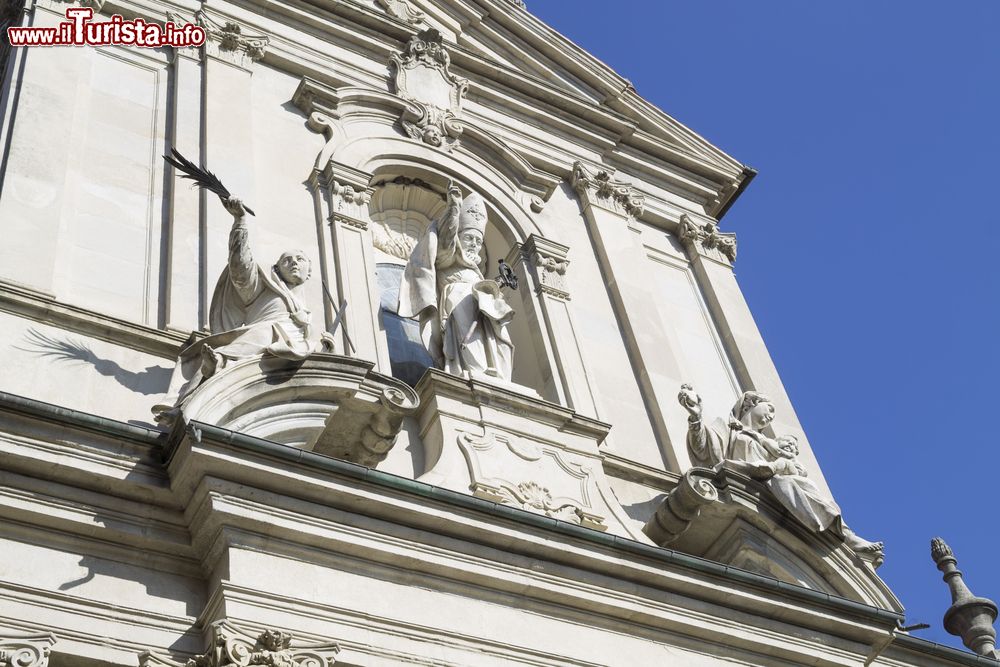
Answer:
0 1 984 666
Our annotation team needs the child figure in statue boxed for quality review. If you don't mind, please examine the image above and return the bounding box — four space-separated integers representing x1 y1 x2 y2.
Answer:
678 384 884 564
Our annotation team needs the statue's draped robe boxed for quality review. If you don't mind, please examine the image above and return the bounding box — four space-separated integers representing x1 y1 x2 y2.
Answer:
153 219 314 412
397 210 514 380
688 409 843 536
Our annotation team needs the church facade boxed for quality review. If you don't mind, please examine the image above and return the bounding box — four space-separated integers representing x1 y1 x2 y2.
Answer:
0 1 989 665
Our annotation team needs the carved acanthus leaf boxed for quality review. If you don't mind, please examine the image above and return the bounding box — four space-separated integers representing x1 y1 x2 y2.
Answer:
478 480 605 529
677 213 737 264
389 29 468 152
141 622 339 667
459 432 607 531
312 385 419 467
570 162 644 219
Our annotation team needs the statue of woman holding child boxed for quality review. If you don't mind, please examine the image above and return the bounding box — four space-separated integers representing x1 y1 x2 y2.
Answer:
677 384 884 563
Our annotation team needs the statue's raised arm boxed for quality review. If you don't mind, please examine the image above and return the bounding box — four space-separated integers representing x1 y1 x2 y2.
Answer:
435 183 464 265
221 196 261 303
153 193 327 423
397 183 514 382
678 384 725 468
675 383 884 564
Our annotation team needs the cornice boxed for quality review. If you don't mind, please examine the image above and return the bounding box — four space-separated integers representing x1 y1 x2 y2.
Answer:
113 0 744 215
0 279 190 359
254 0 744 199
160 420 905 643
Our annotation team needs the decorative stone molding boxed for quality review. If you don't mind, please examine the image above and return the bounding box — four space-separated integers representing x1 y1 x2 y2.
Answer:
506 0 526 8
141 622 339 667
375 0 425 24
0 634 57 667
388 29 469 151
172 353 418 465
193 11 268 69
931 538 999 658
36 0 105 12
677 213 737 264
369 175 445 262
407 370 650 538
643 468 718 546
312 385 419 466
511 235 570 300
570 162 645 219
458 432 607 531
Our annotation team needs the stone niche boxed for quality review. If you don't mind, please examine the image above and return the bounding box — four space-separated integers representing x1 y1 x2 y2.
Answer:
412 369 644 539
366 172 555 398
179 353 419 467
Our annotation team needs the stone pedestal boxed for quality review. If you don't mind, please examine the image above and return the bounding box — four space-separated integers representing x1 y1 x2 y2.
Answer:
176 353 418 467
413 369 643 538
646 464 898 609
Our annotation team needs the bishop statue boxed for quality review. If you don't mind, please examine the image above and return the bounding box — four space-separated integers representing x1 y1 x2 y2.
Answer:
397 184 515 381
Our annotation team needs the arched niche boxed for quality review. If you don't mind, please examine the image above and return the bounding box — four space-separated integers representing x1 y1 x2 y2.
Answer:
357 161 557 401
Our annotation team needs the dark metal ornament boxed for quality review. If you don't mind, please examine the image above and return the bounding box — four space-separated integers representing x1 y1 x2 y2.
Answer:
495 258 518 290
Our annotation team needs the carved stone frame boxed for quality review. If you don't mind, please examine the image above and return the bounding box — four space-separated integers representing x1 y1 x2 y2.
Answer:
388 29 469 151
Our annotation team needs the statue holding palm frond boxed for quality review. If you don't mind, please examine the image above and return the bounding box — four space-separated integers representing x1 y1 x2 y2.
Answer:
152 152 334 423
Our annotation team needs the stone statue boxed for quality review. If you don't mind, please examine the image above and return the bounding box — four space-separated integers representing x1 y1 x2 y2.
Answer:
152 196 332 422
397 183 514 381
677 384 884 562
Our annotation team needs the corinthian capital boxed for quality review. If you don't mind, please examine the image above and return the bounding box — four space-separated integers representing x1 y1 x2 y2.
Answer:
141 622 339 667
195 11 268 69
514 235 571 300
570 162 644 219
677 213 737 265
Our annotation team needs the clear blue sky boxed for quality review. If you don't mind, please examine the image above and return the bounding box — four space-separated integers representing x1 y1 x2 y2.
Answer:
529 0 1000 649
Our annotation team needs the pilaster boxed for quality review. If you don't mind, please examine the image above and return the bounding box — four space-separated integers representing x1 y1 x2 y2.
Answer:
196 11 268 329
163 38 204 332
677 212 829 492
570 161 687 470
506 235 598 415
322 163 391 371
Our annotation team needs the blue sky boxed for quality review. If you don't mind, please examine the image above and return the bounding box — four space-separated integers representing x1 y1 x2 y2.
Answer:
528 0 1000 649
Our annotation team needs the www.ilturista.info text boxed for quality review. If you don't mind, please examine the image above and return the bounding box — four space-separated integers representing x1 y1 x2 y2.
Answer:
7 8 207 47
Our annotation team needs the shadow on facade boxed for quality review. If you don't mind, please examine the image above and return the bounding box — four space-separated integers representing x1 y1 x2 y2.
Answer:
17 328 172 396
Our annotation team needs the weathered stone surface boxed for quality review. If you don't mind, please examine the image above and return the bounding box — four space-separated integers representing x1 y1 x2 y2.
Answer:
932 538 999 658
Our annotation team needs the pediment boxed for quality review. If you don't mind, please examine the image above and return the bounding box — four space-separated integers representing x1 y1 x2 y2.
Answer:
359 0 747 195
